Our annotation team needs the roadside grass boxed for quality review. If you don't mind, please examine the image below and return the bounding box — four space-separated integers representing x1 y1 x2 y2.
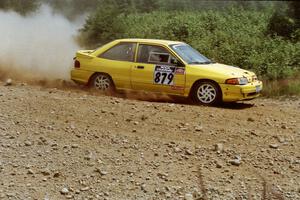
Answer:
262 75 300 97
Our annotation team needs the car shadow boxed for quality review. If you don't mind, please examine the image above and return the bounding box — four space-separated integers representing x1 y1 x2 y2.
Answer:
114 91 255 110
217 101 255 109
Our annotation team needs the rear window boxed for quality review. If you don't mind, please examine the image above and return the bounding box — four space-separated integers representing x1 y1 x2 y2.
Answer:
100 42 136 62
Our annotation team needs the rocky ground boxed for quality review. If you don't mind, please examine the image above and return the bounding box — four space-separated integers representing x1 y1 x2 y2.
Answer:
0 80 299 200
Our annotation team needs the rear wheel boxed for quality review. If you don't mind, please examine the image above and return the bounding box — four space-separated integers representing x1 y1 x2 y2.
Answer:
91 73 115 93
191 81 221 105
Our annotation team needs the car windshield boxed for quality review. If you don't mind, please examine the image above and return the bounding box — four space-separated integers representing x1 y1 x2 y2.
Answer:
170 44 213 65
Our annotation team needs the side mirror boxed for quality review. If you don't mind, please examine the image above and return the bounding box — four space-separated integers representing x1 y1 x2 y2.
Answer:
177 62 185 67
170 57 185 67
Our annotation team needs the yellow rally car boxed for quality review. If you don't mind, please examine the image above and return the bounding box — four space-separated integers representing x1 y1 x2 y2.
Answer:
71 39 263 105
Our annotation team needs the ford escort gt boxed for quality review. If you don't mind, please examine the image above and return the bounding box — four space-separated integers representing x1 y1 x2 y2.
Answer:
71 39 263 105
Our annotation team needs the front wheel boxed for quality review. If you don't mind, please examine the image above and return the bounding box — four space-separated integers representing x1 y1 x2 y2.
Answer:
90 73 115 94
191 81 221 105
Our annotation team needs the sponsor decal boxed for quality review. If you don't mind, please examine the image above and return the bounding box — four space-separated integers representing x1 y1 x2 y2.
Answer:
175 67 185 75
153 65 175 85
171 85 184 91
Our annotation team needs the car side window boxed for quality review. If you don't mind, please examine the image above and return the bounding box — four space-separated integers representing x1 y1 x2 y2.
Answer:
137 44 178 65
100 42 136 62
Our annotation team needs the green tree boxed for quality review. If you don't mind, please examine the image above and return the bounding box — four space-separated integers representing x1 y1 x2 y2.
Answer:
43 0 99 20
133 0 159 13
267 1 300 40
79 3 124 46
0 0 40 15
80 5 299 80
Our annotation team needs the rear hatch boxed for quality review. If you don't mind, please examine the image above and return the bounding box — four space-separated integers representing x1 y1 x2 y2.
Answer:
73 50 94 69
76 50 94 60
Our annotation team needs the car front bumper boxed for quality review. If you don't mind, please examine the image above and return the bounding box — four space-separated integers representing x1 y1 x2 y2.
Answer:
220 81 263 102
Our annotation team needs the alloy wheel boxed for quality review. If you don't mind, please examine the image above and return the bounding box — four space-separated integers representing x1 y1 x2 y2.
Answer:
94 75 111 91
196 83 217 104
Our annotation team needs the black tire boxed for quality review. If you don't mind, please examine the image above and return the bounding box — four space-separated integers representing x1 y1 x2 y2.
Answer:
90 73 115 94
191 81 222 105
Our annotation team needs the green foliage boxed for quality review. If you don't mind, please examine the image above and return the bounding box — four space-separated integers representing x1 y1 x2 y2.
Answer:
44 0 99 20
0 0 100 19
262 73 300 96
80 3 123 46
80 5 299 80
267 2 300 40
1 0 298 80
0 0 40 15
156 0 274 11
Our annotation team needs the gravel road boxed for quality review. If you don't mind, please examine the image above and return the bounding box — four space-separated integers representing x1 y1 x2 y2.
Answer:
0 81 299 200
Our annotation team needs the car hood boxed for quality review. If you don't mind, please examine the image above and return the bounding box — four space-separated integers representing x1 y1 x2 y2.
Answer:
189 63 256 78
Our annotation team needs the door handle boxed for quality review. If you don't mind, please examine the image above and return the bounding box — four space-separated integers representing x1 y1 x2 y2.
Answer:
137 66 144 69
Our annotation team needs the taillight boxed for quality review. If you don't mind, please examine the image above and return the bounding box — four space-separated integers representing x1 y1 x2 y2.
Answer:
74 60 80 68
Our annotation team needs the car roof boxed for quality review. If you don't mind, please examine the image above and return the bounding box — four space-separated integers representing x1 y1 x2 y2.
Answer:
116 38 185 46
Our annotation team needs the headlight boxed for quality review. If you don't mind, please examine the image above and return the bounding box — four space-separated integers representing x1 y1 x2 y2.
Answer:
239 77 248 85
225 77 248 85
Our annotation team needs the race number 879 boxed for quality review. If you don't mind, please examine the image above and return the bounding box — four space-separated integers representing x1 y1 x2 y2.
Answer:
153 65 175 85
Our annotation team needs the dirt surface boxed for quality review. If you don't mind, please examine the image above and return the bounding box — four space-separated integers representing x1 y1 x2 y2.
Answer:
0 80 299 200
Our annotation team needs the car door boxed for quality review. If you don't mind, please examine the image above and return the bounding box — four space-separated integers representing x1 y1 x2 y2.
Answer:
131 43 186 95
94 42 136 89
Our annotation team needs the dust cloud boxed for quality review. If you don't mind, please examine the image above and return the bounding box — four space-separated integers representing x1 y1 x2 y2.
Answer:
0 5 85 81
